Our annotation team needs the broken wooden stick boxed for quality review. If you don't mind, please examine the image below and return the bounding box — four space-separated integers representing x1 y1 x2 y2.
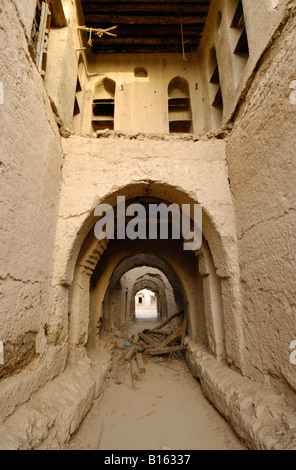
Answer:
147 345 187 356
151 310 184 332
130 359 141 381
124 344 138 362
136 352 146 373
138 331 158 347
144 329 170 336
156 318 187 349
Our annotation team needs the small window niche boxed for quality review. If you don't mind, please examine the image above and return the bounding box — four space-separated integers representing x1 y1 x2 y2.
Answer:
168 77 193 134
48 0 67 28
72 57 84 129
73 96 80 116
134 67 148 78
231 0 249 57
73 76 82 117
209 47 223 127
92 78 116 131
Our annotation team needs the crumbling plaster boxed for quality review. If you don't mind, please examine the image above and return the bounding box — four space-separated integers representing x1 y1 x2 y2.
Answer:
0 0 296 452
226 8 296 399
51 136 243 369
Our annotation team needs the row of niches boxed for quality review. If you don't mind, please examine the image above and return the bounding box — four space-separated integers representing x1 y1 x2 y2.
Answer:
210 0 250 125
74 0 249 133
74 1 250 134
91 76 193 134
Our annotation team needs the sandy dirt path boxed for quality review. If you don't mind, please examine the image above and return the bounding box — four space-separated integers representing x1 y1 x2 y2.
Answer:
67 321 246 451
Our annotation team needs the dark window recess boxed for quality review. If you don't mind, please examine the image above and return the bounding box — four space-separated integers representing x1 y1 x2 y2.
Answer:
234 27 249 55
76 77 82 93
73 97 80 116
48 0 67 28
212 87 223 109
92 120 114 131
93 99 115 117
169 121 192 134
231 0 244 28
210 64 220 85
92 78 116 131
209 48 223 110
168 98 191 112
134 67 148 78
168 77 192 134
231 0 249 56
92 99 115 131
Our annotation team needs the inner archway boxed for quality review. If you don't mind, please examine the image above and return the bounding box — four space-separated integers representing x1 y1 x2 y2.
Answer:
95 251 187 341
66 184 230 366
60 180 243 447
135 289 158 320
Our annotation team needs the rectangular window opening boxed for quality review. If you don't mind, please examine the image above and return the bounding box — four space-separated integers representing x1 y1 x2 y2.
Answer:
212 87 223 108
231 0 249 58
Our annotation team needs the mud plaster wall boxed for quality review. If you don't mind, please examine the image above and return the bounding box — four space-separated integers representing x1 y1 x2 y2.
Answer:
53 136 245 366
79 53 204 135
42 0 292 137
45 0 83 129
65 0 292 136
198 0 291 130
0 0 64 412
226 11 296 401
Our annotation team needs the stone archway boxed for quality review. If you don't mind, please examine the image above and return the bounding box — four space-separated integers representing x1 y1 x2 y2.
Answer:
55 181 236 368
40 172 247 448
130 271 174 322
98 255 183 336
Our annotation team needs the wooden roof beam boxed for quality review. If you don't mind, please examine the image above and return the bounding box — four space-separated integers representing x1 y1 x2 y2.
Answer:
84 14 207 25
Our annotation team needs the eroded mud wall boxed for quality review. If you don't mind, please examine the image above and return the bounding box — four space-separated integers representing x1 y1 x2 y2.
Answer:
0 0 64 399
227 11 296 400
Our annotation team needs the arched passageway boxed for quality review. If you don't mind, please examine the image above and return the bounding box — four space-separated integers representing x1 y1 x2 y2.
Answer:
98 253 185 335
49 175 252 447
66 185 229 366
62 180 239 447
134 289 158 320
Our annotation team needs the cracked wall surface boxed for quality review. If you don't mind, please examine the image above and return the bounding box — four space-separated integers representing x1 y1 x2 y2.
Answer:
0 0 64 401
226 10 296 402
0 0 296 452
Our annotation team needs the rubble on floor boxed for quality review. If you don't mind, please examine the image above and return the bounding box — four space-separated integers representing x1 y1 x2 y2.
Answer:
109 310 188 385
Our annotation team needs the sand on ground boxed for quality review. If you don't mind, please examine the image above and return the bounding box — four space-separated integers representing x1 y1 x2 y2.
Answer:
67 320 246 451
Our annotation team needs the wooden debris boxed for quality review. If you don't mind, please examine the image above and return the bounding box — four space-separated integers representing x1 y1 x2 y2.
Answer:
121 310 188 374
114 310 188 382
155 319 187 349
144 329 170 336
136 352 146 373
146 345 187 356
138 331 158 347
151 310 184 332
124 343 138 362
130 359 141 381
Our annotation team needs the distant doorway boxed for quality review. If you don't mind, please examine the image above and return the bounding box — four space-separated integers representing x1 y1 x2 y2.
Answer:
135 289 158 320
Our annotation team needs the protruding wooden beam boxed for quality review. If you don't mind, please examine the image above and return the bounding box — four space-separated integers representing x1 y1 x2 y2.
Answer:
84 14 207 25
